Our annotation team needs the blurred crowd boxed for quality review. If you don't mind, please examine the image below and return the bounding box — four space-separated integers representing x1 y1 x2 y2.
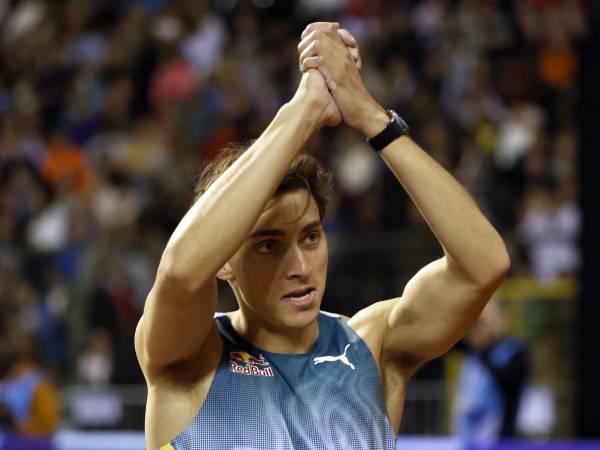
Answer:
0 0 588 437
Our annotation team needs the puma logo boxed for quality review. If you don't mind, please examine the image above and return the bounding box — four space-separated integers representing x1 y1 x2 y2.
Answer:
313 344 355 370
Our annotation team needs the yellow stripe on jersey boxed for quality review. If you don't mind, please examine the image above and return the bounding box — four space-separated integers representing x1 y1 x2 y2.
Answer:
158 444 175 450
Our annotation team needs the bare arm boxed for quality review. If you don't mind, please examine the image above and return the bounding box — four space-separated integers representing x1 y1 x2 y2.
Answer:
376 136 509 368
136 70 339 373
299 23 510 372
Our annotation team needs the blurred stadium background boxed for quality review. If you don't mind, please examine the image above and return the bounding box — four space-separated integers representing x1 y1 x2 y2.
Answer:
0 0 598 449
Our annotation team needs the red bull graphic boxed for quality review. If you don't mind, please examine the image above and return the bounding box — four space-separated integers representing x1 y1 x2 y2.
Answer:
229 351 274 377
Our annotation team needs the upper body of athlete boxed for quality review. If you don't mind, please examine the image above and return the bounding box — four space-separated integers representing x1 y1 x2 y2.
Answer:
134 23 510 450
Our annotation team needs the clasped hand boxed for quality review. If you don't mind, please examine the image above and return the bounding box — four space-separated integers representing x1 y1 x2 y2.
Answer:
296 22 382 133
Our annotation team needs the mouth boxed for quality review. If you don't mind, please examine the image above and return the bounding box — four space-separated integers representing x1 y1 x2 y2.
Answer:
281 287 316 309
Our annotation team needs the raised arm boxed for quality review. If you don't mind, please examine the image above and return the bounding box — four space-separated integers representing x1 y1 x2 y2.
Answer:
135 70 340 375
367 133 509 370
298 23 510 373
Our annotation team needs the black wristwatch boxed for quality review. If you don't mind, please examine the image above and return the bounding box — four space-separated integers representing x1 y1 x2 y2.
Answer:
367 109 410 152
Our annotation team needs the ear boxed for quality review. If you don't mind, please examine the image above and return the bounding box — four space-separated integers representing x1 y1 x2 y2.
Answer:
216 262 235 282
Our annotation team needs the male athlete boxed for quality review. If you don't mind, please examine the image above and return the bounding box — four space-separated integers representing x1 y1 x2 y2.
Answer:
135 23 510 450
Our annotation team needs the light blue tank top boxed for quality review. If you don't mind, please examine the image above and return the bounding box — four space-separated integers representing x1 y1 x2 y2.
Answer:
162 311 396 450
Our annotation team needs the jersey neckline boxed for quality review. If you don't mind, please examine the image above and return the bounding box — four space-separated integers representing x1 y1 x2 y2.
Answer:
217 312 332 358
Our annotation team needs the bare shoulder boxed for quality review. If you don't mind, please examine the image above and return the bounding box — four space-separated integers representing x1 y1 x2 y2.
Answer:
143 323 224 450
139 319 224 387
347 300 395 336
345 300 396 366
345 300 410 430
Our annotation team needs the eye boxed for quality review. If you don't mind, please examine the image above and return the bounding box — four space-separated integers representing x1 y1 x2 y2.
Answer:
256 240 279 254
304 230 321 245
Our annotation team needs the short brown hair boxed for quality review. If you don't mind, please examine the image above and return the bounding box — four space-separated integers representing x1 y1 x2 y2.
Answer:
193 141 333 221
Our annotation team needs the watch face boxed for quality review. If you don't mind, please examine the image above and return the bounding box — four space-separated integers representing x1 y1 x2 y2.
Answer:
388 110 409 134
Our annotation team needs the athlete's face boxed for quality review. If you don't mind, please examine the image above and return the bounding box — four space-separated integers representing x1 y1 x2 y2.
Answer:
222 189 328 330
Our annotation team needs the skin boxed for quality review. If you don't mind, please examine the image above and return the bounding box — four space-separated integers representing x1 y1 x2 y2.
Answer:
221 189 328 352
135 23 510 450
466 300 507 350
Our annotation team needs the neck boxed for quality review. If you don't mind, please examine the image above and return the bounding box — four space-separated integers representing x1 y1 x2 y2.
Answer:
230 310 319 354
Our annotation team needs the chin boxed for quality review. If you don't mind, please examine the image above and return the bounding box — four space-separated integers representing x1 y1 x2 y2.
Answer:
279 302 321 330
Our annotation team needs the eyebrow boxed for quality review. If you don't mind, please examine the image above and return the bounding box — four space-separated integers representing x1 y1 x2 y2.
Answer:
248 220 322 239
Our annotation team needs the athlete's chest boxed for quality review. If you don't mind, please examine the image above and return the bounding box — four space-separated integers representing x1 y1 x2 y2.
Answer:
188 343 394 449
218 342 366 392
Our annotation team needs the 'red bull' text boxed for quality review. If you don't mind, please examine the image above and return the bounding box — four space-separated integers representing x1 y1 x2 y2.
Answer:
230 361 274 377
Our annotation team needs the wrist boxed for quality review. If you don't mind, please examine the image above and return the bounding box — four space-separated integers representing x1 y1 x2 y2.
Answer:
356 102 389 138
280 98 323 139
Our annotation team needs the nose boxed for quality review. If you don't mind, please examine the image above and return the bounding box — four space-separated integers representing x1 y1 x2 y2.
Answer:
284 245 311 280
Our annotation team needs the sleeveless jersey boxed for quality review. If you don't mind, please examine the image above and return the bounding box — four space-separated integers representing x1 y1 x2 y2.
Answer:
159 311 396 450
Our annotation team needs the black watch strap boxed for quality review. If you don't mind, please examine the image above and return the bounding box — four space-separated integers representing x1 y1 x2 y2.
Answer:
367 110 410 152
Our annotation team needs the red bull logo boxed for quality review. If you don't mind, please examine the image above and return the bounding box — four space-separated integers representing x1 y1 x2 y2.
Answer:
229 351 274 377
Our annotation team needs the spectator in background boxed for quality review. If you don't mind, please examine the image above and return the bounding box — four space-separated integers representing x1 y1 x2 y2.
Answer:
453 299 528 448
0 315 61 437
77 327 113 386
72 327 123 430
518 181 580 281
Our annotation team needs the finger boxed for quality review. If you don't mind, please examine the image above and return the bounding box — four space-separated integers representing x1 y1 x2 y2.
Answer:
299 57 336 91
301 22 339 40
338 29 361 68
299 55 323 73
301 22 339 39
298 41 320 70
348 47 362 69
337 28 357 48
297 29 320 56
